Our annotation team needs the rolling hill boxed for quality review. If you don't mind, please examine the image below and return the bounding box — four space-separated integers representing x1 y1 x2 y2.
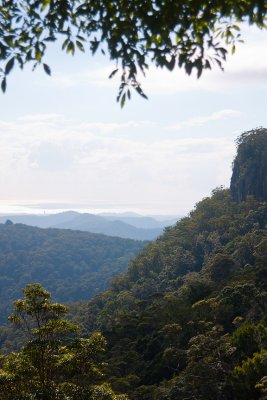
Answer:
0 223 145 324
0 212 171 240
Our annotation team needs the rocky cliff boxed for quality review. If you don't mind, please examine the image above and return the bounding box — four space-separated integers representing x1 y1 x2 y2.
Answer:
230 127 267 202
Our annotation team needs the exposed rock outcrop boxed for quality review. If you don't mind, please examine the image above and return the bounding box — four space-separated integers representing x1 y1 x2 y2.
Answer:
230 127 267 202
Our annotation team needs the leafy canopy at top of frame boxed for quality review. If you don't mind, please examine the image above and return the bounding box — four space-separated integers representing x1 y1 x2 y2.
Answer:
0 0 266 106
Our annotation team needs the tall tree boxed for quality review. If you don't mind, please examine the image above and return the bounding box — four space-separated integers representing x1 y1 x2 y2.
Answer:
0 283 127 400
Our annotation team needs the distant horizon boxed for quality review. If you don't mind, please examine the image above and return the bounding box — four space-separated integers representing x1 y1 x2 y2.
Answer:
0 200 182 218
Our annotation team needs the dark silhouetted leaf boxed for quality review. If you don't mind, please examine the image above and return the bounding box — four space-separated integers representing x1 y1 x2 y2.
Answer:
1 77 7 93
109 69 119 79
5 57 15 75
120 92 126 108
43 63 51 76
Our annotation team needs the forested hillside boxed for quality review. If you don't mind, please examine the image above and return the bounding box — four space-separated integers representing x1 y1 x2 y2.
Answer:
73 188 267 400
72 127 267 400
0 223 145 323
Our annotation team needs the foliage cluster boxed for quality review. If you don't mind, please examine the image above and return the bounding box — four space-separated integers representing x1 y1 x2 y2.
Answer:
0 283 127 399
0 1 266 104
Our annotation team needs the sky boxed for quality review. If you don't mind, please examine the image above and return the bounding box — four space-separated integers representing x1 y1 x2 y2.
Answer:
0 24 266 216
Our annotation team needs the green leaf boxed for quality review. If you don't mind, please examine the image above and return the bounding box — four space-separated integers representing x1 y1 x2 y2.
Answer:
232 24 240 31
76 40 85 52
36 49 42 62
135 86 148 100
5 57 15 75
90 40 99 55
1 78 7 93
32 62 38 71
62 38 69 50
41 0 51 11
197 67 202 78
205 59 211 69
44 36 57 42
120 92 126 108
66 41 75 55
43 63 51 75
108 68 119 79
166 56 176 71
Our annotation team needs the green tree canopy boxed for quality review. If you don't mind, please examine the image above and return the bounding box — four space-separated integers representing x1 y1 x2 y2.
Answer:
0 0 266 104
0 284 127 400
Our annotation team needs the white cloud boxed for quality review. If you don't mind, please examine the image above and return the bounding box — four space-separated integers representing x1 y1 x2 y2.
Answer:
40 66 116 90
169 109 243 130
0 115 236 214
49 76 77 88
76 120 153 135
19 113 64 122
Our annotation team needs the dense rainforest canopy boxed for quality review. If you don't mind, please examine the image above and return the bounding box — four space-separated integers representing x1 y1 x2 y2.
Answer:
68 126 267 400
71 188 267 400
0 224 145 324
0 1 266 103
0 283 128 400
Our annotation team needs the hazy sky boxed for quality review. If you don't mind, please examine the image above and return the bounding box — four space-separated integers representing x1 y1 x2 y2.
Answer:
0 24 266 215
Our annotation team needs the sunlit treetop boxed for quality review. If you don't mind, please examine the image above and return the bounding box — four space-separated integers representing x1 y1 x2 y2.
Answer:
0 0 266 105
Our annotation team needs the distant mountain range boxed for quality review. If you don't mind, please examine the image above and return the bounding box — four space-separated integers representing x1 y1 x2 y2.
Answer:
0 212 180 240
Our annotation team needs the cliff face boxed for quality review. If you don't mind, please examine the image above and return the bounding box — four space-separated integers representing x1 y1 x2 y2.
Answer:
230 127 267 203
